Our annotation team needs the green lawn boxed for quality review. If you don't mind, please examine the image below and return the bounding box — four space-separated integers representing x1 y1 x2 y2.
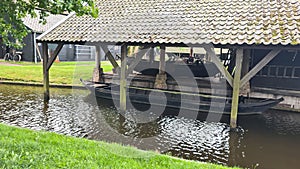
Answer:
0 61 114 85
0 123 239 169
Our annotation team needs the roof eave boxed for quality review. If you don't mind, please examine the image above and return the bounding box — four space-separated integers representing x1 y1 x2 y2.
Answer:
36 12 76 41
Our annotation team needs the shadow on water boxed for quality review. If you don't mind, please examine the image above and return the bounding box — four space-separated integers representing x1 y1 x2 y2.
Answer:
0 84 300 169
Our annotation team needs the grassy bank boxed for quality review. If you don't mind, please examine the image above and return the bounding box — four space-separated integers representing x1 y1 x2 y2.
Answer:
0 61 114 85
0 123 239 169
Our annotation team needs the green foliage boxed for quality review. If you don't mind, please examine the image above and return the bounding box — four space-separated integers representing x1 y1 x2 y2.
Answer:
0 0 98 48
0 123 239 169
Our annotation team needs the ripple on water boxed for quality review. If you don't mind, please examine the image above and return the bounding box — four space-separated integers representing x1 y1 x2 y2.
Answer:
155 117 231 165
1 85 300 169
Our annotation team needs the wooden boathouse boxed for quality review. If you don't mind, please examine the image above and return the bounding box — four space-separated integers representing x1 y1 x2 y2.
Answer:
37 0 300 128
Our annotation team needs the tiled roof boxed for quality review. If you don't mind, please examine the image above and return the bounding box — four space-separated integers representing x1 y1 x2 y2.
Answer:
38 0 300 46
23 11 67 33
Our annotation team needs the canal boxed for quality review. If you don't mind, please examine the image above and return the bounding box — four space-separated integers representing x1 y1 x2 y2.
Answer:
0 84 299 169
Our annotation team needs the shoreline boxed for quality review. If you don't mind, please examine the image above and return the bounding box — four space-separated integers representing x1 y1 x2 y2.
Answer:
0 123 237 169
0 80 85 89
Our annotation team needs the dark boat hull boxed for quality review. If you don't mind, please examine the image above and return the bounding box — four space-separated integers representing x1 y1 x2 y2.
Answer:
82 80 283 116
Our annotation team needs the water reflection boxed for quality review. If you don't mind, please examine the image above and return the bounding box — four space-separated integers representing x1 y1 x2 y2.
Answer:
0 84 299 169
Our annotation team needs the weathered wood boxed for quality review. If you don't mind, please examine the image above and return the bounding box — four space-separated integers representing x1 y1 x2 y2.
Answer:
149 47 154 63
120 44 127 112
240 49 251 96
154 45 167 89
42 42 50 102
46 43 64 71
93 45 103 82
159 45 166 74
101 45 120 69
96 45 101 68
126 47 150 76
230 48 243 129
240 49 281 88
204 46 233 87
190 47 193 57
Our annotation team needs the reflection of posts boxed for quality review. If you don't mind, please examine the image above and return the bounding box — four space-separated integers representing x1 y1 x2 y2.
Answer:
154 45 167 89
43 100 49 113
228 131 240 167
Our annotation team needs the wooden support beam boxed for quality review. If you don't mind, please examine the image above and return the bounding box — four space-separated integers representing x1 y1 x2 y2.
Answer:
240 49 251 96
149 47 154 63
96 45 101 68
154 45 167 89
126 47 150 77
159 45 166 74
100 45 120 69
240 49 281 88
120 44 127 113
93 45 103 82
190 47 193 57
204 46 233 87
42 42 50 102
230 48 243 129
46 43 64 71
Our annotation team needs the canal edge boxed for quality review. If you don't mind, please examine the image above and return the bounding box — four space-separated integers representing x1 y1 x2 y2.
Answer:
0 80 85 89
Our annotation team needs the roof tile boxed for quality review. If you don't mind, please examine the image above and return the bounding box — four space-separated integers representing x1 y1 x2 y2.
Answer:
38 0 300 46
23 10 66 33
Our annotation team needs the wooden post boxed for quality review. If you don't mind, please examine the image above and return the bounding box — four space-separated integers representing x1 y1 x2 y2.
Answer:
149 47 154 63
42 42 50 102
93 45 103 82
120 44 127 113
154 45 167 89
159 45 166 74
190 47 193 57
41 43 63 102
230 48 243 129
240 49 251 96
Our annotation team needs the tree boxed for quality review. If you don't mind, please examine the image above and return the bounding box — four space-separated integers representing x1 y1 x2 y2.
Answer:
0 0 98 48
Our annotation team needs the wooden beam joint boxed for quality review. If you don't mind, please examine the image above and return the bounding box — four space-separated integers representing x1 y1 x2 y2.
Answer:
204 46 233 87
240 49 281 88
46 43 64 71
100 45 120 70
126 46 150 77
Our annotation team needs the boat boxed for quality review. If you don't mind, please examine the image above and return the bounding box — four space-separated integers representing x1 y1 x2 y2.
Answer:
127 59 220 77
81 80 284 116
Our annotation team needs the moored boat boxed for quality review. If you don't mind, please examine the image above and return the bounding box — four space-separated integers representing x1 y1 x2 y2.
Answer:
81 80 284 116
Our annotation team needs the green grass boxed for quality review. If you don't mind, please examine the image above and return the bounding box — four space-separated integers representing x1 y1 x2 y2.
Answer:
0 123 239 169
0 61 114 85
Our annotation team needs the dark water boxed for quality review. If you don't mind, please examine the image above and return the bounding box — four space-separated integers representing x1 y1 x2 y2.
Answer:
0 84 299 169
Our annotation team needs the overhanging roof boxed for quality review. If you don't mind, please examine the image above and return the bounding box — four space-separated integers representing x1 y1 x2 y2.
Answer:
23 10 67 33
38 0 300 46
